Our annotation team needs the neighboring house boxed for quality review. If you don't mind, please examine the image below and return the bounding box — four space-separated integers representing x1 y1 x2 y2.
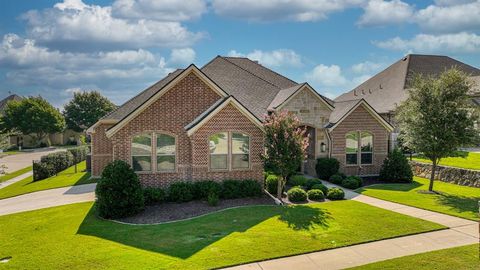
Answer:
335 54 480 148
88 56 393 187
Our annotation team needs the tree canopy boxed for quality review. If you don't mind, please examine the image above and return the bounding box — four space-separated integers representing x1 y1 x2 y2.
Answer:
63 91 116 132
396 68 479 191
0 96 65 146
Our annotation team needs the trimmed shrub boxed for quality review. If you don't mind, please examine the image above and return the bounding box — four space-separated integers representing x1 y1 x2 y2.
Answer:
304 178 322 190
315 158 340 180
167 182 194 202
311 183 328 195
95 160 144 218
380 148 413 183
288 175 307 186
67 146 89 163
143 187 165 205
40 151 74 174
208 193 219 206
265 174 279 195
193 180 222 200
307 189 325 201
240 179 263 197
329 173 345 185
221 180 243 199
32 161 55 181
326 188 345 200
341 177 360 189
287 187 307 202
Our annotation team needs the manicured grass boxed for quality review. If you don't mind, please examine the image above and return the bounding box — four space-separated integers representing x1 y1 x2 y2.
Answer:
350 244 479 270
357 177 480 221
0 161 95 199
0 200 445 270
0 166 32 183
412 151 480 170
0 150 20 157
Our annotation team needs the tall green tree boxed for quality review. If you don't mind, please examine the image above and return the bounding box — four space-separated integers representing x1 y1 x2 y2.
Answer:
396 68 480 192
63 91 116 132
0 96 65 146
263 110 309 200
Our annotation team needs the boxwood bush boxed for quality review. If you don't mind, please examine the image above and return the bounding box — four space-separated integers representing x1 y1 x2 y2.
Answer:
288 175 308 186
315 158 340 180
307 189 324 201
193 180 222 200
143 187 165 205
32 162 55 181
240 179 262 197
329 173 345 185
311 183 328 195
287 187 307 202
265 174 279 195
95 160 145 218
326 187 345 200
221 180 243 199
167 182 194 202
341 177 360 189
304 178 322 190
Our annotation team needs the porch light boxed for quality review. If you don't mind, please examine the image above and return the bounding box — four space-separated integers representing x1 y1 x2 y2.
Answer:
320 142 326 153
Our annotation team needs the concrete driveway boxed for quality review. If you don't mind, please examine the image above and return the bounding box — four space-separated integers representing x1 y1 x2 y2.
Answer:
0 148 65 173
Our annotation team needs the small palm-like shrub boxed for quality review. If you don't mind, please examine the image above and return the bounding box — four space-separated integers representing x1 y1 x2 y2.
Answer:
315 158 340 180
327 187 345 200
143 187 165 205
167 182 194 202
380 148 413 183
266 174 279 195
304 178 322 190
307 189 325 201
311 183 328 195
288 175 307 186
95 160 144 218
329 173 345 185
287 187 307 202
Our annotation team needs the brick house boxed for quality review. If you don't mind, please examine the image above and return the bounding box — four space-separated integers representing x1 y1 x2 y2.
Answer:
88 56 393 187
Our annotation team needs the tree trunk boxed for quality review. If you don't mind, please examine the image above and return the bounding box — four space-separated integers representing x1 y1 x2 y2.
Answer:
428 159 436 192
276 176 284 200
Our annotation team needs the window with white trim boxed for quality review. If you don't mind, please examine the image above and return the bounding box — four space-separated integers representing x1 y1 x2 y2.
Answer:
156 133 176 172
209 132 250 170
132 134 152 172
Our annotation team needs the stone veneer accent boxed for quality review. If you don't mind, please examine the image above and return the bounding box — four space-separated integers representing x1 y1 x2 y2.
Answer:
411 161 480 188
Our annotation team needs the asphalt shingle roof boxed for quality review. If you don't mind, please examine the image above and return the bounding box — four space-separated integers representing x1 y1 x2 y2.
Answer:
0 94 23 114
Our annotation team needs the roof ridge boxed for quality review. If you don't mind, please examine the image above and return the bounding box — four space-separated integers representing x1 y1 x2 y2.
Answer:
220 56 298 88
218 56 282 89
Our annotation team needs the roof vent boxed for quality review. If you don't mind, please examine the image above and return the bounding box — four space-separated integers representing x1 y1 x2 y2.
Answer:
402 56 408 61
361 89 365 95
379 84 383 89
369 89 372 94
354 90 357 96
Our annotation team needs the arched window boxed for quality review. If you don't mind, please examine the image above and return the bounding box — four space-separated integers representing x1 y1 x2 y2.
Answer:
132 134 152 172
360 131 373 165
156 133 176 172
346 132 358 165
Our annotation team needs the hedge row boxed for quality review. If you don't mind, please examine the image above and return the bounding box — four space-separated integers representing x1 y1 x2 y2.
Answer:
33 146 89 181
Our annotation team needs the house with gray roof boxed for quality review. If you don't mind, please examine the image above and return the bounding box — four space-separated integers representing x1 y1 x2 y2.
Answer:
88 56 393 186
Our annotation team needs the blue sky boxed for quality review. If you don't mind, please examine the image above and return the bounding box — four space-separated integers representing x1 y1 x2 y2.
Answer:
1 0 480 108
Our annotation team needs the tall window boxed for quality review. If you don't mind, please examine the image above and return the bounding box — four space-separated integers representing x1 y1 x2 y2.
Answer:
360 132 373 165
132 134 152 171
345 131 374 165
346 132 358 165
209 132 250 170
157 133 176 172
209 132 228 170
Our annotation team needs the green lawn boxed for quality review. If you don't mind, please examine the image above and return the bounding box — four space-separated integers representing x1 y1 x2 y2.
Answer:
412 151 480 170
350 244 479 270
0 150 20 157
0 166 32 183
357 177 480 221
0 161 95 199
0 200 445 270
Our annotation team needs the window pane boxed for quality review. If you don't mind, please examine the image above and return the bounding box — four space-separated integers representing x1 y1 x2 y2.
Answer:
132 156 151 171
232 133 249 154
232 154 249 169
361 153 373 164
361 132 373 152
157 134 175 155
211 154 228 170
157 155 175 171
209 132 228 154
346 153 357 165
132 134 152 155
346 132 358 153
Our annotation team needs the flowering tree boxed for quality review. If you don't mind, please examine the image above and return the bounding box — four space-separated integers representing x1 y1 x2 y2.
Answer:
263 110 309 199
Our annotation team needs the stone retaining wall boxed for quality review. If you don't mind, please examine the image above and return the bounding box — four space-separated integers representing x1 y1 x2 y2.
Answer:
410 161 480 188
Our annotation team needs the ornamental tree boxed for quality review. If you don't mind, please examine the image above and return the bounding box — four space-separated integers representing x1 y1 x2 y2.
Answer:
396 68 480 192
63 91 116 132
263 110 309 200
1 96 65 146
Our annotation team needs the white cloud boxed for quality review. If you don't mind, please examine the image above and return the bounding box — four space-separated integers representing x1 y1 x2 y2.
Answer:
168 48 196 66
111 0 207 21
21 0 203 51
351 61 385 74
305 64 347 87
433 0 476 6
357 0 414 26
374 32 480 53
415 1 480 33
212 0 364 22
227 49 302 68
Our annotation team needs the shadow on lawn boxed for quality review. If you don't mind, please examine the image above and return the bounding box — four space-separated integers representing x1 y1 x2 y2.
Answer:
77 203 332 259
435 193 479 216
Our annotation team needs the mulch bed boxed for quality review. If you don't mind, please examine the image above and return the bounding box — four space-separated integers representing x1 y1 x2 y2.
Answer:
116 196 275 224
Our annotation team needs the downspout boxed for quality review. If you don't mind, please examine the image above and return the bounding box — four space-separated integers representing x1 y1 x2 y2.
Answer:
325 129 332 158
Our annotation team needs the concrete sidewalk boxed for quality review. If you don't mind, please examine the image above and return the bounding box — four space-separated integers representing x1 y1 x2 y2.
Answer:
224 193 478 270
0 171 33 189
0 183 96 216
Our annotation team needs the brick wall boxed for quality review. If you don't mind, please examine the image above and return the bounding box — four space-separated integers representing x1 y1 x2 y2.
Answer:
91 123 114 176
191 103 264 183
330 104 389 176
